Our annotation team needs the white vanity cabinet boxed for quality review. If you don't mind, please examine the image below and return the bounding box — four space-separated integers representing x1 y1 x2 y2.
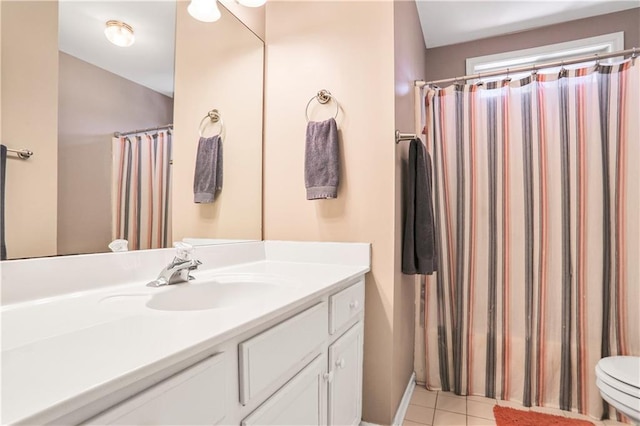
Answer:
1 241 371 426
240 277 365 426
79 277 365 426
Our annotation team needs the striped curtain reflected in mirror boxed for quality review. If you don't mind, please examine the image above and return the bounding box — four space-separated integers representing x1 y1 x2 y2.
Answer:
422 60 639 421
111 130 172 250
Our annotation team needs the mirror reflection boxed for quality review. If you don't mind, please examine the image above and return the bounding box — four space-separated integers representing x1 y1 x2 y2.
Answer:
0 0 264 260
58 1 176 255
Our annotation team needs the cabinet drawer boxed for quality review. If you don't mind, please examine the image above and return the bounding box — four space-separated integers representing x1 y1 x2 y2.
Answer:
239 302 328 405
242 354 326 426
85 353 227 425
329 279 364 334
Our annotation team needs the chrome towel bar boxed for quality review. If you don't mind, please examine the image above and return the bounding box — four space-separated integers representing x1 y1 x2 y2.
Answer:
395 130 417 144
6 148 33 159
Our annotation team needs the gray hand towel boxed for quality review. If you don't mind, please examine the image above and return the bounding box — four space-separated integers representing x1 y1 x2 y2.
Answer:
1 144 6 260
305 118 339 200
193 135 223 203
402 138 437 275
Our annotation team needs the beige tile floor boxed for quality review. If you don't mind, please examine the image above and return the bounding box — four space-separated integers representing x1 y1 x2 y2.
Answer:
403 387 629 426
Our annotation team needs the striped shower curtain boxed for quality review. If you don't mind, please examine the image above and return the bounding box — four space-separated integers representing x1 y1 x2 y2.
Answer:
422 59 639 420
112 131 172 250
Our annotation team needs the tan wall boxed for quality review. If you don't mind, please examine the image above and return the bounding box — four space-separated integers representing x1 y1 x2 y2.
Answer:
393 0 427 411
57 52 174 256
172 2 263 243
1 1 58 259
424 8 640 82
263 1 402 423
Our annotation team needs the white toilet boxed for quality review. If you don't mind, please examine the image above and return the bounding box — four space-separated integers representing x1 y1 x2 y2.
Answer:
596 356 640 424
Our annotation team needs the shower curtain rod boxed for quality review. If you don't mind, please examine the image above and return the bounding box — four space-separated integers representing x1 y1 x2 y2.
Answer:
415 47 637 88
114 124 173 138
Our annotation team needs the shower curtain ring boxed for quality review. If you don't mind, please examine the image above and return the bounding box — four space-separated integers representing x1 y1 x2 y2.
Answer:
559 61 568 78
503 68 511 83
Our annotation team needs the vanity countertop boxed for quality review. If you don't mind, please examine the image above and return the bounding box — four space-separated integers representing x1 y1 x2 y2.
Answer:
0 241 370 425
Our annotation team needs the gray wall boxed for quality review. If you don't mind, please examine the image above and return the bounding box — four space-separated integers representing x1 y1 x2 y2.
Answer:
424 8 640 82
57 52 174 255
393 0 428 417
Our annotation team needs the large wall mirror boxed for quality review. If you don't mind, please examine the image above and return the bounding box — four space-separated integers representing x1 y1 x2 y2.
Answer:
0 0 264 260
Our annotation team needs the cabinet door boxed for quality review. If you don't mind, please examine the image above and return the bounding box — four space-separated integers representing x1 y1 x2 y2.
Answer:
242 354 327 426
328 323 364 426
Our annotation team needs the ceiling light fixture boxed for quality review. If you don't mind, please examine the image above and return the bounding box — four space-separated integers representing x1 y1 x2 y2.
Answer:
236 0 266 7
188 0 222 22
104 20 135 47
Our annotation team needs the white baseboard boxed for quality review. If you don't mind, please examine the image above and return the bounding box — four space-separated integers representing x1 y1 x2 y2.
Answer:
359 372 416 426
392 372 416 426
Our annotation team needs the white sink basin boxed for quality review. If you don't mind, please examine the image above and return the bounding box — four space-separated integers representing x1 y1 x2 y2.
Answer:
97 273 296 312
145 280 283 311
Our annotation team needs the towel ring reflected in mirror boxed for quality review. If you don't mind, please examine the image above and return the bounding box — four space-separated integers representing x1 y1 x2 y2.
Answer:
305 89 339 123
198 109 225 139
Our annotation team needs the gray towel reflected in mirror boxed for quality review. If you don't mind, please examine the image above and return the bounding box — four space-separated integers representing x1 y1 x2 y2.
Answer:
193 135 223 203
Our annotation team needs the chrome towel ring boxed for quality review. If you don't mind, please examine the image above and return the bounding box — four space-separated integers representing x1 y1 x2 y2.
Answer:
305 89 339 122
198 109 225 139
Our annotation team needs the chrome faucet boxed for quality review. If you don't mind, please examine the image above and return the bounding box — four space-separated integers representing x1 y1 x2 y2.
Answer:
147 243 202 287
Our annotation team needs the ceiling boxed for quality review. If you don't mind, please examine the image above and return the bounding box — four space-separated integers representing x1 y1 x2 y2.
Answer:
58 0 176 97
416 0 640 49
58 1 639 96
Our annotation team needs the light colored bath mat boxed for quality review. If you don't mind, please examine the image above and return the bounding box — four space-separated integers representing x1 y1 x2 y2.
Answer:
493 406 595 426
